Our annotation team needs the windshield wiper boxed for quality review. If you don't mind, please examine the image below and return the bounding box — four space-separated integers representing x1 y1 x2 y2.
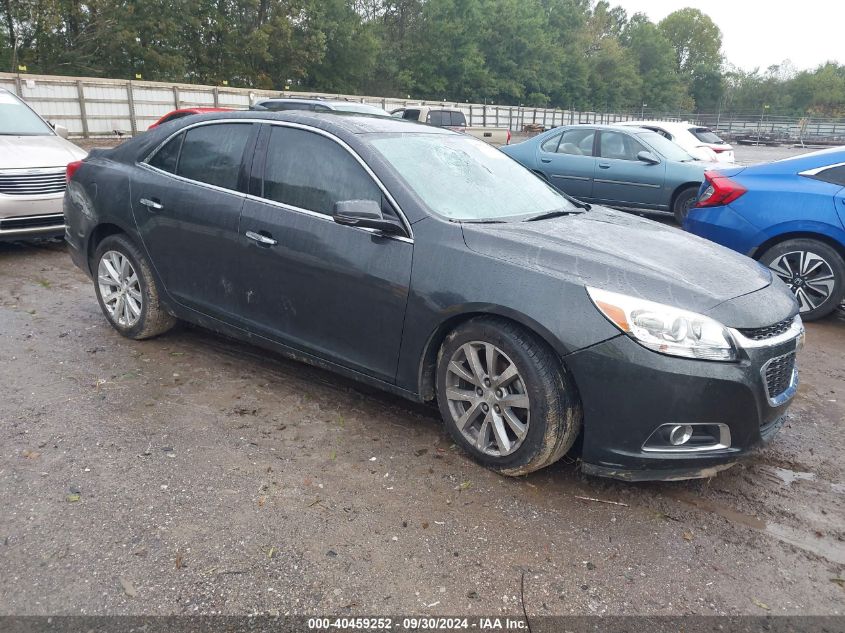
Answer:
523 208 585 222
460 219 507 224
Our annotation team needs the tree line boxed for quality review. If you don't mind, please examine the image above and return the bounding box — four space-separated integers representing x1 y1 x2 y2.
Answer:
2 0 844 116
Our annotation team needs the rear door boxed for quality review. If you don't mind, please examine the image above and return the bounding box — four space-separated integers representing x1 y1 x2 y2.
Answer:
538 127 596 200
236 123 413 381
592 130 666 209
132 121 257 320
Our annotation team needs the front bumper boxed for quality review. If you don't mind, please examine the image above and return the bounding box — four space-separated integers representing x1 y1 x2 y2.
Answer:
566 325 801 481
0 193 65 241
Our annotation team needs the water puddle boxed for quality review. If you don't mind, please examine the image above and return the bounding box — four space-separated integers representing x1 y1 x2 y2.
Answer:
769 466 817 486
664 489 845 565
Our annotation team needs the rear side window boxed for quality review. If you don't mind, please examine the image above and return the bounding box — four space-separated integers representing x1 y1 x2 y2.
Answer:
559 128 595 156
807 165 845 187
149 132 183 173
402 109 420 120
690 127 724 144
540 133 562 152
177 123 253 190
428 111 444 126
262 126 382 216
599 131 645 161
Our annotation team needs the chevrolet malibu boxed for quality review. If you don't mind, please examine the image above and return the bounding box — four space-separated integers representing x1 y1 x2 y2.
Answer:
64 112 804 481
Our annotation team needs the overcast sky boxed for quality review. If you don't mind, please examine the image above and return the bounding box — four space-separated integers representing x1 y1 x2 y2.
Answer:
610 0 843 72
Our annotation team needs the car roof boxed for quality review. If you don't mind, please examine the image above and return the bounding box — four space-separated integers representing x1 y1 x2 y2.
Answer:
256 98 368 107
620 120 699 132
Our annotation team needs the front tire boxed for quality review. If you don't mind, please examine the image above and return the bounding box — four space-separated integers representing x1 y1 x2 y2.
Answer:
435 317 582 476
759 238 845 321
92 234 176 339
673 186 699 225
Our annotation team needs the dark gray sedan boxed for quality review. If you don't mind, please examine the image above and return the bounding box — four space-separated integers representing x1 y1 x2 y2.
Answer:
64 112 803 482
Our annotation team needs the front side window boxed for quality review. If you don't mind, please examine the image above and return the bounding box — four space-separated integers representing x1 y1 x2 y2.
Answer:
262 126 382 216
176 123 253 190
402 109 420 121
148 132 183 173
599 131 646 161
428 111 444 126
636 131 694 162
0 90 53 136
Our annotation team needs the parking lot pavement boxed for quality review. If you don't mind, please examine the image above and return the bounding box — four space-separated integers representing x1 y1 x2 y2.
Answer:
1 240 843 616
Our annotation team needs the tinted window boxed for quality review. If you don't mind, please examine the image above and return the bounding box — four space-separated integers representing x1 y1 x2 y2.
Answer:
149 132 183 173
403 109 420 120
809 165 845 186
559 129 595 156
540 133 561 152
690 127 724 144
177 123 253 190
263 126 381 216
450 111 467 126
428 111 444 126
599 131 646 161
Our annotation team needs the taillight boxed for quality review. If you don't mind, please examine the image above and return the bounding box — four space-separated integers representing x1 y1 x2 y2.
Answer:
695 171 747 208
711 147 729 154
506 129 511 145
66 160 83 183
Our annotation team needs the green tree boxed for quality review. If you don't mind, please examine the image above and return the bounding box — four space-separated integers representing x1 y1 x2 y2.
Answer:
622 14 686 110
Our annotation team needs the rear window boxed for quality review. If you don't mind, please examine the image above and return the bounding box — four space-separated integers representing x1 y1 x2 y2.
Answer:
690 127 725 144
402 109 421 120
450 111 467 127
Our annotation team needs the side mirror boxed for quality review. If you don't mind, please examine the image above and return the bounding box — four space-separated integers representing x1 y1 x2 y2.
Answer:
637 150 660 165
332 200 404 235
53 124 69 139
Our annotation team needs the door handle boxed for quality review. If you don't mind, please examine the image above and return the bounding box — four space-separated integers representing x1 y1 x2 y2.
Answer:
598 163 611 169
245 230 278 246
139 197 163 211
540 158 552 163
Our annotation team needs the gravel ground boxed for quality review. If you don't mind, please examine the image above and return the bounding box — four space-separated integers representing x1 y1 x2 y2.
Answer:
0 239 843 617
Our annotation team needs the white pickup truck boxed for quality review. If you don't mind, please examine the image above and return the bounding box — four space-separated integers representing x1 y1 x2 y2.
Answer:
391 106 511 146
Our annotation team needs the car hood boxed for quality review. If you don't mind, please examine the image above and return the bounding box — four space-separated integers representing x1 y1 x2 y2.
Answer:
461 206 794 328
0 135 87 170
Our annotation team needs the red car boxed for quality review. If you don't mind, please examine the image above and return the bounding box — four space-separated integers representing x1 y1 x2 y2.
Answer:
148 107 233 129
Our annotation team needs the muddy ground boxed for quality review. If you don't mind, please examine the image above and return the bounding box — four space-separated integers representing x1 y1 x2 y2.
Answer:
1 141 844 618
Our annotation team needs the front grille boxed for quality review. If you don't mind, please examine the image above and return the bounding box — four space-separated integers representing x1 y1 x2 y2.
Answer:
0 170 66 196
764 351 796 400
0 213 65 231
738 317 794 341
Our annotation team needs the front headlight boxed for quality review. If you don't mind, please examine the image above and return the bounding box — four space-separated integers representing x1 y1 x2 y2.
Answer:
587 287 737 361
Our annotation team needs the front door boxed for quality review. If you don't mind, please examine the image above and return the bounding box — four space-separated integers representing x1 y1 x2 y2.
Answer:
132 122 256 320
237 124 413 382
538 127 596 200
591 130 666 209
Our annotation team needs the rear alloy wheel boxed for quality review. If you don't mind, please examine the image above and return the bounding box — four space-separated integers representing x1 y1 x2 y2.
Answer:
759 238 845 321
436 317 581 476
673 186 699 225
93 234 177 339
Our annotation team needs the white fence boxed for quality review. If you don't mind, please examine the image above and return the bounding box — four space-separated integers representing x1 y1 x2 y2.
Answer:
0 71 655 138
3 72 843 141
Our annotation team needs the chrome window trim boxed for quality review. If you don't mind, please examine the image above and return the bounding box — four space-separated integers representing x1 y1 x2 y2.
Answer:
798 161 845 177
142 118 414 242
729 315 804 349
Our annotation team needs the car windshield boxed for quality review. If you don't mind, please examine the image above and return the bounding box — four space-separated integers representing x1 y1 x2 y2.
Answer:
690 127 725 144
332 103 390 116
370 133 579 221
0 91 53 135
636 131 695 162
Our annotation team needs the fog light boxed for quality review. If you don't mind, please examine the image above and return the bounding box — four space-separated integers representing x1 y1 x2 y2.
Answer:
669 425 693 446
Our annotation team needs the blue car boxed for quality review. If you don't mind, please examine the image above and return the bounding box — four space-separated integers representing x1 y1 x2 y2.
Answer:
501 124 716 222
685 147 845 320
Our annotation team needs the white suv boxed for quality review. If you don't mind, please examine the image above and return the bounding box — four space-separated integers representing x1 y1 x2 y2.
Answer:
0 88 87 241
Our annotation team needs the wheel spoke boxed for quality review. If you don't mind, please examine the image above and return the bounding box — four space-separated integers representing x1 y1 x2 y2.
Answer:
500 393 529 409
493 363 518 389
463 343 487 383
490 410 512 454
102 259 121 284
456 401 483 431
476 415 491 451
485 343 497 378
502 408 527 440
795 287 817 311
448 360 479 386
446 387 477 402
125 295 142 317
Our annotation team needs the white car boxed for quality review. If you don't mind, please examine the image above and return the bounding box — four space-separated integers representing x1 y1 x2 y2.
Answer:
617 120 735 163
0 88 87 241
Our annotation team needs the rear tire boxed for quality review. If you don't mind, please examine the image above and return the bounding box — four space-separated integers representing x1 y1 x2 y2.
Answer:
435 317 582 476
92 234 176 339
759 238 845 321
673 186 699 225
